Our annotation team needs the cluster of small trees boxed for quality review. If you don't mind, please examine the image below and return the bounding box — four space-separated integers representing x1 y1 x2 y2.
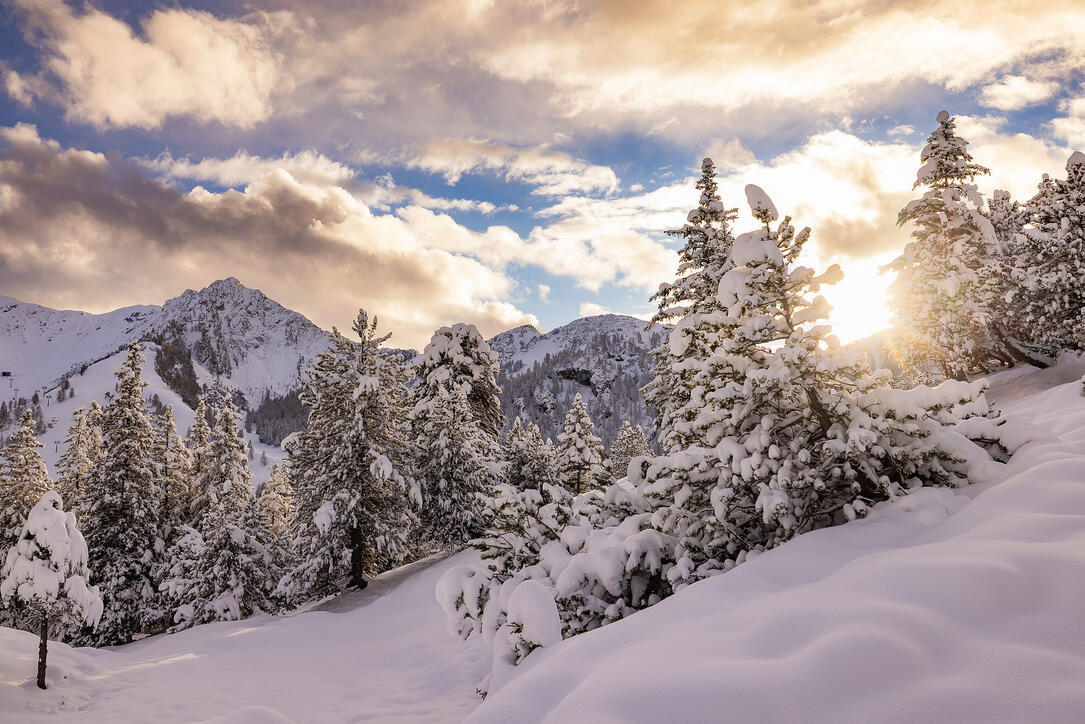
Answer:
1 314 635 686
438 113 1045 696
888 112 1085 379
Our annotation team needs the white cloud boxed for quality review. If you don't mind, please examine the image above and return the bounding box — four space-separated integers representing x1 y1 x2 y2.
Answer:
0 124 536 347
980 75 1058 111
579 302 610 317
538 284 551 302
12 0 292 129
405 138 619 196
146 150 355 188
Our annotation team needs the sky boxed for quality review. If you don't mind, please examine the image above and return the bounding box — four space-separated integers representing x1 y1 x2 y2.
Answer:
0 0 1083 348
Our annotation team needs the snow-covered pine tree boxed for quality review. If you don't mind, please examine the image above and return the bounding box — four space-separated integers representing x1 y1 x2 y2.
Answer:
557 393 607 494
168 399 270 629
413 323 503 440
888 110 1004 379
0 409 52 559
277 311 419 603
1009 152 1085 356
412 323 500 548
186 396 213 488
0 408 52 630
503 417 559 491
645 157 738 453
260 463 294 540
258 463 295 593
79 341 161 645
643 184 984 586
606 420 650 480
416 384 493 549
54 405 103 523
0 490 102 689
154 406 195 532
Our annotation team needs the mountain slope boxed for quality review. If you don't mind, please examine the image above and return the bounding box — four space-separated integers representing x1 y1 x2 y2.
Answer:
0 278 328 407
491 314 667 448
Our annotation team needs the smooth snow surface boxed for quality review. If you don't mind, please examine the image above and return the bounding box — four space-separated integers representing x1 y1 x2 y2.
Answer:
467 367 1085 723
0 553 487 723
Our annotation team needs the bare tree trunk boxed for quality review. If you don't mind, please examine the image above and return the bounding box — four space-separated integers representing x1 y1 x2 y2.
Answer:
349 527 368 591
37 615 48 690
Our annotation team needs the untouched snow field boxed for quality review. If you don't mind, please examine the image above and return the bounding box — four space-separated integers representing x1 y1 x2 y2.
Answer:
0 554 487 723
3 364 1085 723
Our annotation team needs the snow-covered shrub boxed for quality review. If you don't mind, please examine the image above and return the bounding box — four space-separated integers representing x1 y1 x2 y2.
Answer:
1 490 102 689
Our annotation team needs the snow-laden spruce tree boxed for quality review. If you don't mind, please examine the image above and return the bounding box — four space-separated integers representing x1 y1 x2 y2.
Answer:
277 311 419 603
154 406 195 532
606 420 650 481
186 396 213 483
0 491 102 689
258 463 295 589
1 409 52 559
1009 152 1085 356
0 408 53 631
503 417 560 491
644 157 738 453
167 399 271 629
79 341 162 645
643 185 987 585
413 323 503 440
54 405 103 522
416 384 494 549
888 110 1003 379
557 393 607 494
260 463 294 540
412 323 500 548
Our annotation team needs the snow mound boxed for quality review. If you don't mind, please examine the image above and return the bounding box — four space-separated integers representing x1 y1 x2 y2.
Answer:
467 375 1085 724
744 184 778 221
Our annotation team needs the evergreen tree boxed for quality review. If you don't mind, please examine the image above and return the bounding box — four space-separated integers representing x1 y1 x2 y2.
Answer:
888 111 1003 379
54 405 103 522
606 420 650 480
0 491 102 689
644 185 981 584
154 406 195 532
0 409 52 559
79 341 161 645
277 311 419 603
258 463 295 591
416 384 493 548
260 463 295 540
557 393 607 494
412 323 500 548
413 323 503 440
1009 152 1085 356
168 399 270 629
187 396 213 481
645 158 738 453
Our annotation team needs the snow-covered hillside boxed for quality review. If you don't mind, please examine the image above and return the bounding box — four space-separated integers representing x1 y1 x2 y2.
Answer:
465 366 1085 723
14 343 285 485
491 314 666 447
0 278 328 406
3 364 1084 722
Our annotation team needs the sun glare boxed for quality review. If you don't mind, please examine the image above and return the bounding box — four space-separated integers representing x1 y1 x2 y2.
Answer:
817 255 894 345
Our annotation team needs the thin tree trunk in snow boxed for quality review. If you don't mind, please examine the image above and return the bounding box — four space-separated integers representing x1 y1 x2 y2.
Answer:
37 615 49 690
